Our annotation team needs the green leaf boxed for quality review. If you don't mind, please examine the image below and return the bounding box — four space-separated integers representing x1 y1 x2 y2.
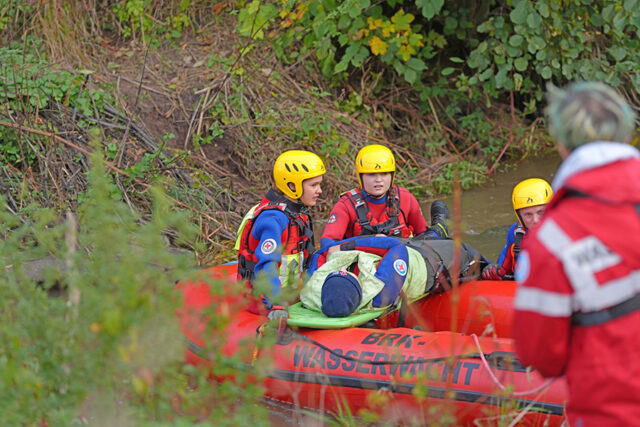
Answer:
495 67 508 88
509 34 524 47
334 59 349 73
527 12 542 28
404 68 418 84
514 57 528 72
510 1 528 25
415 0 445 20
602 5 616 21
513 72 523 90
391 10 415 31
479 68 493 81
590 13 604 26
407 57 426 70
541 65 552 79
348 5 362 18
536 2 549 18
506 45 522 57
608 45 627 61
444 16 458 34
624 0 639 12
441 67 455 76
450 57 464 63
613 11 627 32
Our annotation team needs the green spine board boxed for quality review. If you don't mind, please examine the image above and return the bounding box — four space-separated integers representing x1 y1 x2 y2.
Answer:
286 302 384 329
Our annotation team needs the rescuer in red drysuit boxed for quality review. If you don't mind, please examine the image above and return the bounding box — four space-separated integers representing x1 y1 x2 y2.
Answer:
513 82 640 426
321 144 448 249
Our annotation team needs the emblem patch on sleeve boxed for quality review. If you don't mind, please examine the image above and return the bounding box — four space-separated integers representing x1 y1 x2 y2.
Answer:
260 238 278 254
328 213 337 224
393 259 408 276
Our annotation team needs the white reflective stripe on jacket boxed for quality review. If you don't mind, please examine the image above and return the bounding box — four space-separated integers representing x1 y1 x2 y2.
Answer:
515 217 640 316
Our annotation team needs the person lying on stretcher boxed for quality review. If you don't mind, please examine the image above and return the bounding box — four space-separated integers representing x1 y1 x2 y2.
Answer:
299 235 488 317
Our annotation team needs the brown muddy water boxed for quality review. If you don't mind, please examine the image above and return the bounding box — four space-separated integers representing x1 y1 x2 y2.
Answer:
436 154 562 262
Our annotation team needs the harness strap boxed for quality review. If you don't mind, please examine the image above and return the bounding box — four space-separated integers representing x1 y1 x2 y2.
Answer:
572 292 640 326
397 290 408 328
348 188 403 236
513 226 526 261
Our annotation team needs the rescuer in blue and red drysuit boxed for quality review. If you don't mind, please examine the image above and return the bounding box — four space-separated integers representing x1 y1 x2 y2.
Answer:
237 150 325 328
482 178 553 280
513 82 640 426
320 144 449 250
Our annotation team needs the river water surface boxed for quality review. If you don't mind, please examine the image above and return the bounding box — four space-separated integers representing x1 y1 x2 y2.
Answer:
434 154 562 262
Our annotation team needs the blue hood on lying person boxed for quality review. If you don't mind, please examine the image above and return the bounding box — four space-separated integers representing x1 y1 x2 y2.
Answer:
300 235 486 317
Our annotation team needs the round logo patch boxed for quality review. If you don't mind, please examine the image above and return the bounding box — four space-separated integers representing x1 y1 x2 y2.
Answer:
393 259 408 276
260 238 278 255
514 250 530 283
328 213 337 224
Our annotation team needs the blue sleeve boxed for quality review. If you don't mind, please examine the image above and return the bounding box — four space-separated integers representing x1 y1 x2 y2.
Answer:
251 210 290 303
308 236 364 276
320 237 338 249
371 241 409 308
350 235 403 251
497 223 517 265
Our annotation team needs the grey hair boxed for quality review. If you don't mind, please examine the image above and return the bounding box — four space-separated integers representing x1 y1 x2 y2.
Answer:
545 81 636 151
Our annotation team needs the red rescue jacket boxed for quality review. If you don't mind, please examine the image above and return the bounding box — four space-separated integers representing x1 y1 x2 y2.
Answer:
322 186 427 241
513 142 640 427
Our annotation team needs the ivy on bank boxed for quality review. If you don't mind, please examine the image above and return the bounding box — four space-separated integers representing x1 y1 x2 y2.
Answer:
237 0 640 114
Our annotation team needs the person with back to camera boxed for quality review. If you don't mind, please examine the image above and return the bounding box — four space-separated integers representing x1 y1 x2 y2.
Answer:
512 81 640 426
236 150 325 330
320 144 450 250
482 178 553 280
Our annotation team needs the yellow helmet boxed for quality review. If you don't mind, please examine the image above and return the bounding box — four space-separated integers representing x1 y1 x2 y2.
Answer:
355 144 396 188
273 150 326 199
512 178 553 223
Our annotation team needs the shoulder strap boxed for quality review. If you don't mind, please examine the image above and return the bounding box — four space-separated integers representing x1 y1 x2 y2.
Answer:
513 226 526 261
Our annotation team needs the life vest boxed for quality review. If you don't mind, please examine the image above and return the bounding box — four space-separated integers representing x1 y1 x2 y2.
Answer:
343 186 412 238
237 189 315 288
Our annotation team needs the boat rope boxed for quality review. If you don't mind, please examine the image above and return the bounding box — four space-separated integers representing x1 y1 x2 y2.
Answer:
251 324 266 366
470 333 556 397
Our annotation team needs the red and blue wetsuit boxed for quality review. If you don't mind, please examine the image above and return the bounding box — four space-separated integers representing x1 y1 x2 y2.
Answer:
321 186 428 249
496 222 527 277
237 189 315 310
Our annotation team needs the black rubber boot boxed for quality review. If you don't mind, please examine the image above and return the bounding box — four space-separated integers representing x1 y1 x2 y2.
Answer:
430 200 450 238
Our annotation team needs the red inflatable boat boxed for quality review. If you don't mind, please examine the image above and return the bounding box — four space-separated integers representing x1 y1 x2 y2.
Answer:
176 263 567 425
